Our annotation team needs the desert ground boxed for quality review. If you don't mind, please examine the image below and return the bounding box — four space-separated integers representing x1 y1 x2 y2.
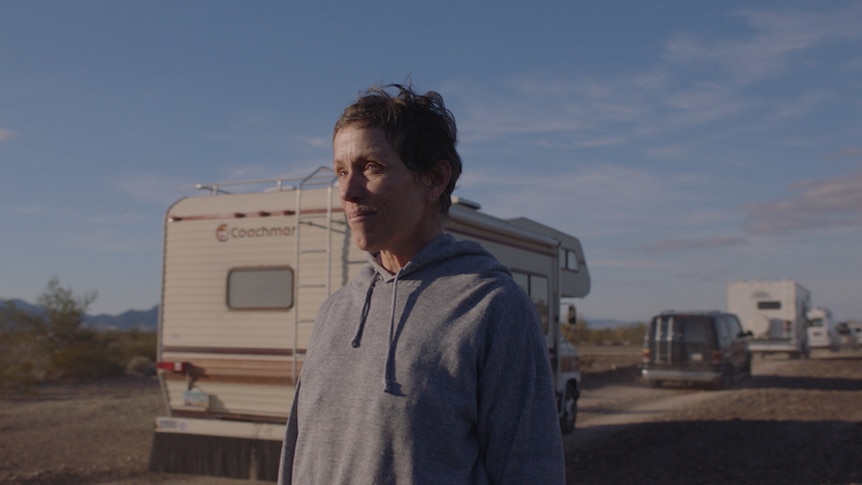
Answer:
1 345 860 484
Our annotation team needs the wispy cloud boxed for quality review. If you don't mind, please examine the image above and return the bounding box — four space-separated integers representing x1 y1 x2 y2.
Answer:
219 164 281 181
826 147 862 160
67 226 160 253
85 213 149 226
0 128 17 143
453 5 862 152
456 164 719 242
744 168 862 235
453 73 653 146
842 56 862 71
116 174 196 205
643 143 689 159
626 236 749 255
663 5 862 84
295 134 329 149
7 205 76 217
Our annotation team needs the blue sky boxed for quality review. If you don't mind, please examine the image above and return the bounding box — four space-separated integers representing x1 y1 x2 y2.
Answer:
2 1 861 323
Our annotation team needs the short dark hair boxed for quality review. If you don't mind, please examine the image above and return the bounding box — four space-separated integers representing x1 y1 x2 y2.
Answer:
334 84 463 213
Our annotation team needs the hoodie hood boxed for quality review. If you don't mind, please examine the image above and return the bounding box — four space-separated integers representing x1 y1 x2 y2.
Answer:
349 233 509 394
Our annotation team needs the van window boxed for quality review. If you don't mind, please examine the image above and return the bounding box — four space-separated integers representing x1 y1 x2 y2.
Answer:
716 318 730 346
757 301 781 310
227 267 294 310
727 315 744 337
681 318 714 345
646 315 717 352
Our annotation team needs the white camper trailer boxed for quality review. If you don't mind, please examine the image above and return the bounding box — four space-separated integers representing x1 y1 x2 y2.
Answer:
726 280 811 358
149 167 591 480
806 306 839 351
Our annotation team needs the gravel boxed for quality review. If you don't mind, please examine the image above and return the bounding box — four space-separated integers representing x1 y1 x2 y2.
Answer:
1 348 860 484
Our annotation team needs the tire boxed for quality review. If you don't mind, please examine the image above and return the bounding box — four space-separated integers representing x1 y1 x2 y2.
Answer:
559 381 578 434
713 366 733 390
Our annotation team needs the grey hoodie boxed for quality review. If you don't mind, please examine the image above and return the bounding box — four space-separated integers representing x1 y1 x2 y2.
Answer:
278 233 565 485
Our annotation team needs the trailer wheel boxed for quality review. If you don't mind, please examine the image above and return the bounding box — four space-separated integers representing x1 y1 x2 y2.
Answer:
559 381 578 434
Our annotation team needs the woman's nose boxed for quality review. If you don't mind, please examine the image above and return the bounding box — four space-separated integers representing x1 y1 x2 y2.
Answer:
338 172 361 201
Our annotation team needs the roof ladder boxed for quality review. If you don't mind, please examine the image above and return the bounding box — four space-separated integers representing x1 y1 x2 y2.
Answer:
291 167 338 384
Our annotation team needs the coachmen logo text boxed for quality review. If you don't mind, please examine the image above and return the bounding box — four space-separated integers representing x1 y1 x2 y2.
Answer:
216 223 297 242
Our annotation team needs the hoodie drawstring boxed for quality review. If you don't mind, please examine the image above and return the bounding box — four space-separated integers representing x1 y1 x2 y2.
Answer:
383 272 401 395
351 276 377 348
350 269 404 395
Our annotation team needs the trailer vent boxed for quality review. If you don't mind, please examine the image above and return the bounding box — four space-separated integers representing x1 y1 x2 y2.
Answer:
452 197 481 210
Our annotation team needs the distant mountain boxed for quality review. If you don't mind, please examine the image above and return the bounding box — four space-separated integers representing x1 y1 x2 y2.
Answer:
2 298 636 333
85 306 159 331
1 298 158 332
0 298 43 317
584 318 642 329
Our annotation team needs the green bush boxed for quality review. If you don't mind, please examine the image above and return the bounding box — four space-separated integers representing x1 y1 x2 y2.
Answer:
0 332 47 395
562 321 647 346
0 279 160 393
126 355 156 377
111 329 158 363
49 338 125 380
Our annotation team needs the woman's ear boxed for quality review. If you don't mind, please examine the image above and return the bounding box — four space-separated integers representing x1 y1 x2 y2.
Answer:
425 160 452 202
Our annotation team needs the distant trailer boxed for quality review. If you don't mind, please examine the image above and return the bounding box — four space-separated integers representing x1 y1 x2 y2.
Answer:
806 306 839 351
148 167 591 480
726 279 811 358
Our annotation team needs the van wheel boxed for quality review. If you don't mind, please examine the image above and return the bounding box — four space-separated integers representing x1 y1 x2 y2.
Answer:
559 382 578 434
714 366 732 390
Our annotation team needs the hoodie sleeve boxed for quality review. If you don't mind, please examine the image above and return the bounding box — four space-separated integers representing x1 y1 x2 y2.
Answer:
476 283 566 485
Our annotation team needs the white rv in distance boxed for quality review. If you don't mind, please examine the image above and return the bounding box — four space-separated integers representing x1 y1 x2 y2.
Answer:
806 306 839 351
726 280 811 359
149 167 591 480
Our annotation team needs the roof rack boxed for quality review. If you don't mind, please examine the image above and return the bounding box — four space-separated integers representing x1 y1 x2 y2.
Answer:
195 166 336 195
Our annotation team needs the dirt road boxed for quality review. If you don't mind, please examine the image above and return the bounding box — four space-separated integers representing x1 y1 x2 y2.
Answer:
1 347 860 484
569 347 862 484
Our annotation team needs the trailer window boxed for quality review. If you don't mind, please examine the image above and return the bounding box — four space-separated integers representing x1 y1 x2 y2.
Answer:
227 267 294 310
531 276 549 329
560 249 580 272
757 301 781 310
512 272 529 291
512 271 549 334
